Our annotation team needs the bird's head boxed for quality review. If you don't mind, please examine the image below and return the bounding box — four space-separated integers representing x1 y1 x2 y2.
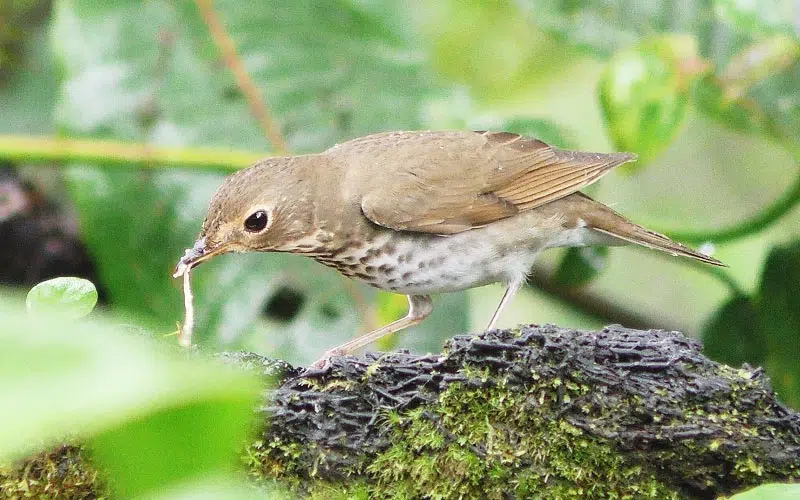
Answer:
173 157 316 276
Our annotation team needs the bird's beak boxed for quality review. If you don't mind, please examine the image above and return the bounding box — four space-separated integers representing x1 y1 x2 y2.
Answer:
172 237 230 278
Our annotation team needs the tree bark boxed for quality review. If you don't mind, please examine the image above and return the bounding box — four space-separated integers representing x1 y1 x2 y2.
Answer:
4 325 800 499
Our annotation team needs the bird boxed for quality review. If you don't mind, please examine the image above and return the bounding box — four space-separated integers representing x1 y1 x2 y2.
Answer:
174 130 723 368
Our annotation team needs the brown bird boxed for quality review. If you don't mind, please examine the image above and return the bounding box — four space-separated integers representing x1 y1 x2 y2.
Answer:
174 130 723 367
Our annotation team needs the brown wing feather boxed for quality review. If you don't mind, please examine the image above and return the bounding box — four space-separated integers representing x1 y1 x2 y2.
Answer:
494 150 634 209
339 130 635 234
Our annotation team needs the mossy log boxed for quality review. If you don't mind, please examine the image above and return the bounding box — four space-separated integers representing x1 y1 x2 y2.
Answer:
3 325 800 498
241 324 800 498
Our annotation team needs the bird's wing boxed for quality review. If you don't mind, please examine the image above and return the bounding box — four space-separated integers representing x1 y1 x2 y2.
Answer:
331 130 635 235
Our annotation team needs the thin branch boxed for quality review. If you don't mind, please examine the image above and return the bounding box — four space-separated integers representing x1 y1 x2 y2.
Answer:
527 265 677 332
661 169 800 245
685 259 747 297
0 135 264 171
528 245 747 332
194 0 288 155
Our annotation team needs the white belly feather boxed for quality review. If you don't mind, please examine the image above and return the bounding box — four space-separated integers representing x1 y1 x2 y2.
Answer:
319 211 608 295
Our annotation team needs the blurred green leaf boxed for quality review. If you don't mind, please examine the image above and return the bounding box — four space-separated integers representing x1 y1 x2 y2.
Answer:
757 240 800 408
373 292 407 351
720 35 800 101
691 74 771 135
524 0 797 56
373 291 407 324
341 288 469 355
0 0 49 77
746 60 800 146
598 35 701 167
713 0 799 36
139 477 285 499
702 295 764 366
503 118 575 148
522 0 800 149
522 0 709 56
694 36 800 142
51 0 452 359
421 1 575 102
0 298 259 464
91 396 257 498
551 247 609 288
0 25 58 135
728 483 800 500
25 276 98 319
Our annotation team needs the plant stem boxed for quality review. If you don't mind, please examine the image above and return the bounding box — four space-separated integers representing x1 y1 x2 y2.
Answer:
681 258 747 297
528 246 746 332
0 135 266 171
194 0 288 154
527 266 676 331
664 168 800 244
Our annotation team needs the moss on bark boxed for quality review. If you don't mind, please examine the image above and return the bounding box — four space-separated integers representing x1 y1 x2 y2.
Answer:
0 445 99 499
247 325 800 499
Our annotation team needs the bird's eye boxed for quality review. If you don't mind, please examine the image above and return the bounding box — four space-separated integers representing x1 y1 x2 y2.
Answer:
244 210 269 233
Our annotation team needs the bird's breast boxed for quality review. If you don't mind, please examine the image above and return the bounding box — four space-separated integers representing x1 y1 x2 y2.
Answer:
310 222 552 294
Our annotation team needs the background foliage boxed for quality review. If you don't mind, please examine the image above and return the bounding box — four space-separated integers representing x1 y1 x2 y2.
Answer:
1 0 799 497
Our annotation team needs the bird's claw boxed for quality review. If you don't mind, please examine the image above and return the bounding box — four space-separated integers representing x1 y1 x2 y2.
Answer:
302 347 345 376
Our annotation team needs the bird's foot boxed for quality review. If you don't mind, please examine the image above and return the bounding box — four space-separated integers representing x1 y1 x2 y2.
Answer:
303 347 346 375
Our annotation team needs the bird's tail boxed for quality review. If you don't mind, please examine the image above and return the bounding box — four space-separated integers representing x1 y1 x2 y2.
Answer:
576 194 725 267
592 224 724 266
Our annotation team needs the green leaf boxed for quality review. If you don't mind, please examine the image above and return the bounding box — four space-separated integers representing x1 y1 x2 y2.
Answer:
757 240 800 408
370 292 406 352
0 298 259 468
728 483 800 500
598 36 699 167
524 0 797 56
90 397 257 498
522 0 800 149
25 276 98 320
702 295 765 366
373 292 407 324
691 75 771 136
551 247 609 288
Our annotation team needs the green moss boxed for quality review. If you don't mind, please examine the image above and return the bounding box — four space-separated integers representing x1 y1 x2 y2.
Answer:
633 363 800 492
0 445 101 499
364 376 677 499
244 434 375 499
246 438 295 475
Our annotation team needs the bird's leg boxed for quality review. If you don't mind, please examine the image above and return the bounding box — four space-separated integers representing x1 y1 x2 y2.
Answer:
308 294 433 370
486 278 525 331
